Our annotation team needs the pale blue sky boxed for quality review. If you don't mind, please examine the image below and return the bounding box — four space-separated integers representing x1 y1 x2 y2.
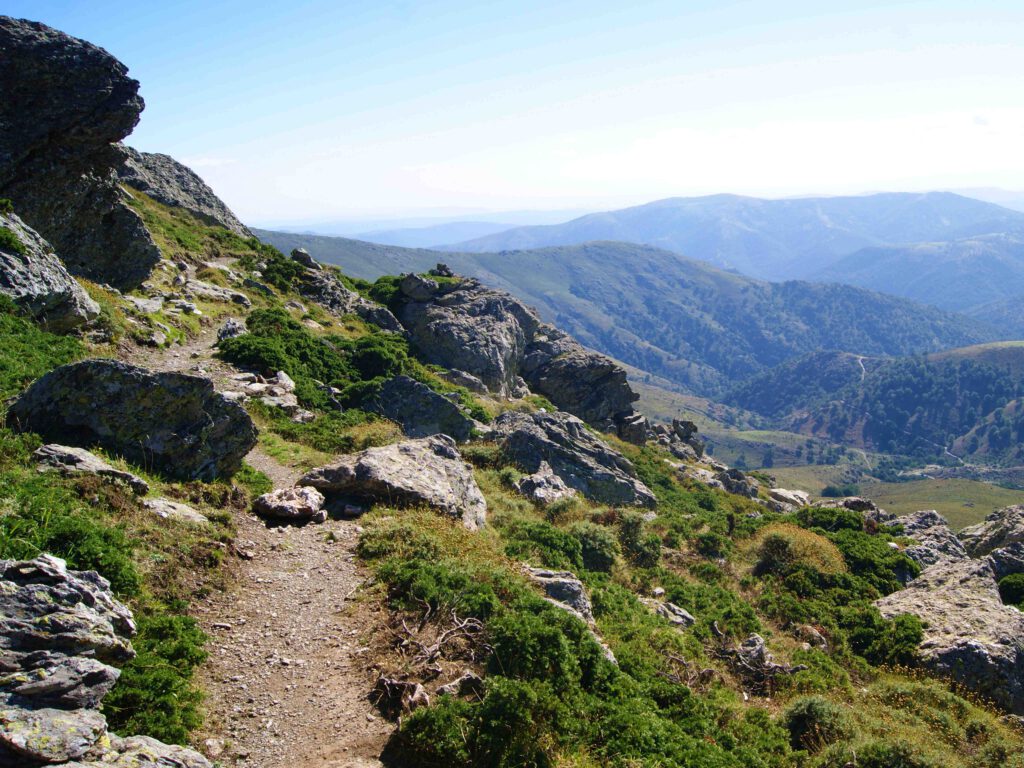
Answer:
7 1 1024 224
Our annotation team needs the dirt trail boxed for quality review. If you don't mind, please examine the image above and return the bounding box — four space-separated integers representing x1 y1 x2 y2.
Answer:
128 322 393 767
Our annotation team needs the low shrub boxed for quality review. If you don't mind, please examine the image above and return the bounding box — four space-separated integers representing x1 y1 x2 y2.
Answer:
998 573 1024 606
571 521 620 572
781 696 855 752
502 518 583 571
754 523 846 576
0 225 25 255
618 511 661 568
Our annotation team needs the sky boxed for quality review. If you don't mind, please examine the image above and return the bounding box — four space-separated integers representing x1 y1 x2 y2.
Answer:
7 1 1024 226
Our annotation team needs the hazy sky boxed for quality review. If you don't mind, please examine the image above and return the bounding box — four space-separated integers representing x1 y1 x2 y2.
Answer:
8 1 1024 224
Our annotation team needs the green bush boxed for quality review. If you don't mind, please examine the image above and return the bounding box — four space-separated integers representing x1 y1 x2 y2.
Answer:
695 530 731 558
998 573 1024 606
0 198 13 214
0 296 84 400
781 696 854 752
0 225 25 255
502 518 583 571
618 511 661 568
821 483 860 497
857 740 937 768
571 521 620 572
793 506 864 533
103 611 208 744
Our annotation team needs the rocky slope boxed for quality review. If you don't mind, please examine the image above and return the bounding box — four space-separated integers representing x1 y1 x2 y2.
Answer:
118 147 251 237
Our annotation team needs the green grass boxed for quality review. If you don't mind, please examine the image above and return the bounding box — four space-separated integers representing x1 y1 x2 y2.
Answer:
859 479 1024 530
0 296 85 400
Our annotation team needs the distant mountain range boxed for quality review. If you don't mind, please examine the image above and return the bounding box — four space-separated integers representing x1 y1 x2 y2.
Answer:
352 221 513 248
254 231 999 397
441 191 1024 281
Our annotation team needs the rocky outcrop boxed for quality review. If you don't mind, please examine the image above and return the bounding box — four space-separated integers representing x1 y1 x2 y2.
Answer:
492 411 656 508
876 556 1024 713
297 267 402 332
716 468 759 498
0 210 99 332
641 599 696 628
33 444 148 495
525 567 594 622
298 435 487 529
253 487 326 524
0 17 160 290
369 375 475 442
391 275 646 440
514 461 577 506
7 360 257 481
895 510 968 568
0 555 210 767
651 419 705 459
959 505 1024 557
117 147 250 236
768 488 810 511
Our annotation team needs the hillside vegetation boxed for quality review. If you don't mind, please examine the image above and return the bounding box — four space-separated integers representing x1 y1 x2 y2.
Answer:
255 235 998 397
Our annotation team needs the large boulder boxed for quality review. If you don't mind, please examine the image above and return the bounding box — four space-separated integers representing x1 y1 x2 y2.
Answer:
959 505 1024 557
117 147 250 236
392 275 646 440
0 555 210 767
876 557 1024 713
0 210 99 332
492 410 656 507
298 435 487 529
369 375 475 442
253 486 326 524
514 461 577 506
0 17 160 290
7 360 257 481
895 510 968 568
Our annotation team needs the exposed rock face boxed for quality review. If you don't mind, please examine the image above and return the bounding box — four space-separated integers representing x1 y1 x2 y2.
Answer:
7 360 257 481
392 275 645 440
641 599 696 628
369 375 475 442
768 488 810 510
876 556 1024 713
990 541 1024 581
514 461 577 506
716 468 759 498
117 147 250 236
0 17 160 290
959 505 1024 557
298 435 487 530
34 444 149 495
0 555 210 767
0 210 100 332
492 411 656 508
297 268 402 332
895 510 968 568
525 567 594 622
253 487 326 524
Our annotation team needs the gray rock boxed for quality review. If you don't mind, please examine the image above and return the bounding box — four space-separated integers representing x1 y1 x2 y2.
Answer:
716 468 759 498
0 211 99 332
441 368 488 394
253 487 326 523
82 735 212 767
217 317 247 341
895 510 968 567
436 670 484 698
876 557 1024 713
290 247 319 270
299 435 487 529
34 444 149 495
0 705 106 763
493 410 656 507
768 488 810 509
959 505 1024 557
117 147 250 236
393 277 645 438
369 375 475 442
298 269 402 332
989 541 1024 581
514 461 578 506
678 464 726 491
641 599 695 628
182 278 251 307
7 360 257 481
0 18 161 290
142 498 209 525
3 654 120 710
125 295 164 314
525 567 594 623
